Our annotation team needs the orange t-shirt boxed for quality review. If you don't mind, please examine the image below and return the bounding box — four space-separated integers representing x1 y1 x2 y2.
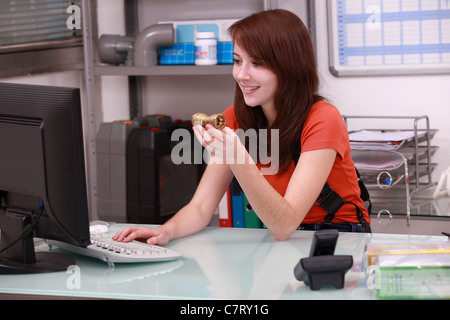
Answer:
222 101 370 225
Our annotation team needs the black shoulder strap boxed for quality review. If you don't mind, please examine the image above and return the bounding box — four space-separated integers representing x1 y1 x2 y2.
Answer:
356 168 372 216
292 135 370 230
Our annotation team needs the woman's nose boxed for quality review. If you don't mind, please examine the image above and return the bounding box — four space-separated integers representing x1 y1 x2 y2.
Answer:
234 64 251 81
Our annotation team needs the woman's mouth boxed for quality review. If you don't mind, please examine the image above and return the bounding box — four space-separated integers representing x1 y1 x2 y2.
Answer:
242 85 260 93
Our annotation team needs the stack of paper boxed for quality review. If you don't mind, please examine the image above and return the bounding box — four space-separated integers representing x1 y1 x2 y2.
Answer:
349 130 426 150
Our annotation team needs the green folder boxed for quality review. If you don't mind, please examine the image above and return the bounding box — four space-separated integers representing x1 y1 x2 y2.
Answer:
243 194 263 228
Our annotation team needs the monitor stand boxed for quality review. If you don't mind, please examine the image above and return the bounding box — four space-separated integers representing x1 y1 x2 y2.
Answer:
0 209 75 274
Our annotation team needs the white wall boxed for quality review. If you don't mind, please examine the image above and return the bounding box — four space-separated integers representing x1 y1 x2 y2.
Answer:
313 0 450 181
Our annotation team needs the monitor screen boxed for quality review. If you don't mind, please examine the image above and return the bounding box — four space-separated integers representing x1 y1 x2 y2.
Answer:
0 82 90 274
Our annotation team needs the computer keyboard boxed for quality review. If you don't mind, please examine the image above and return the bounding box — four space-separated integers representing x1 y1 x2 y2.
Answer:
46 233 182 267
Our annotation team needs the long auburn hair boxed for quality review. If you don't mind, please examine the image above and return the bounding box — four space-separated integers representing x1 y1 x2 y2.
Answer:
228 9 323 174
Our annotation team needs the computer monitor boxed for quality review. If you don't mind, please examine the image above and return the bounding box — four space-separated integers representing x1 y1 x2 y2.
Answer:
0 82 90 274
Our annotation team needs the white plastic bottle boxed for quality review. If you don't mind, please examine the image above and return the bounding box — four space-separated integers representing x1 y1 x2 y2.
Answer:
194 31 217 65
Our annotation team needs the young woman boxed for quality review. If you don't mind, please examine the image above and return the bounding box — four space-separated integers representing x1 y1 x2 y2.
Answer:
113 9 371 246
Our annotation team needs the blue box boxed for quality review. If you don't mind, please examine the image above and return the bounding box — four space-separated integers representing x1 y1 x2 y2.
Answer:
159 43 195 65
217 42 234 64
160 42 233 65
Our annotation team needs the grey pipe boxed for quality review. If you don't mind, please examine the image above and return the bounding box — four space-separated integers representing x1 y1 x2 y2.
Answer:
98 34 134 65
133 23 174 66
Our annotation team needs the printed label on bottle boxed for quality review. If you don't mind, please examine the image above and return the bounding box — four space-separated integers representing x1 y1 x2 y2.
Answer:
195 45 217 60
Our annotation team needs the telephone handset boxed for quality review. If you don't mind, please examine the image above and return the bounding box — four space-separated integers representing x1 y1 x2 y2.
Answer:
433 166 450 199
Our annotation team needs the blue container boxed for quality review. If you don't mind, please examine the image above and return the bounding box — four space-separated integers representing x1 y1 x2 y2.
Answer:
217 42 234 64
160 43 195 65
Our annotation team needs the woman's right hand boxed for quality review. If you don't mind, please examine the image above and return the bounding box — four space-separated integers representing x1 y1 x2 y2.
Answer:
112 225 170 246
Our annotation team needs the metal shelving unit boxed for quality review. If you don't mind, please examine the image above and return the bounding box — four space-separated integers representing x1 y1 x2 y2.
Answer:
343 115 438 230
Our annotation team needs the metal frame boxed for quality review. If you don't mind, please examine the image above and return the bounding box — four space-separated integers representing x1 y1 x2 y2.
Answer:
81 0 99 218
343 115 437 229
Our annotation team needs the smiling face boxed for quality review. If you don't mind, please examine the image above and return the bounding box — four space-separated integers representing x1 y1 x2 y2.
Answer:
232 43 279 124
228 9 321 174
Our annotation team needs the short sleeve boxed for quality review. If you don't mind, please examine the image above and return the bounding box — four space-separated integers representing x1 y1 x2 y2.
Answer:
300 101 348 159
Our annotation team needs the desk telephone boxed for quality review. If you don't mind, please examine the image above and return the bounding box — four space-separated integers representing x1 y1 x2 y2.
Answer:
294 230 353 290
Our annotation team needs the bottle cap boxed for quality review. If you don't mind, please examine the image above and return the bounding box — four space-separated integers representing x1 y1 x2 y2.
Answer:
196 31 216 40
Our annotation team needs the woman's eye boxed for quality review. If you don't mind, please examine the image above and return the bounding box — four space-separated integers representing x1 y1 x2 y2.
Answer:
252 59 264 67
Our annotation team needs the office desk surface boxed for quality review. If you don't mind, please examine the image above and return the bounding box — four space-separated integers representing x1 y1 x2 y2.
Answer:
0 225 447 300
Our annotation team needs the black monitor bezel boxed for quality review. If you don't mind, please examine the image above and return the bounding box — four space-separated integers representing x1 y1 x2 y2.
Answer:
0 82 90 258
